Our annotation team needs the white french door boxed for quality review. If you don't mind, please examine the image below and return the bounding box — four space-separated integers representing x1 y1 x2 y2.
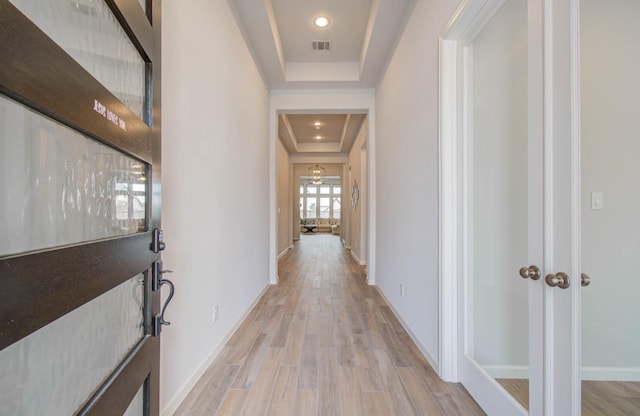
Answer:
444 0 639 414
441 0 583 414
456 0 545 414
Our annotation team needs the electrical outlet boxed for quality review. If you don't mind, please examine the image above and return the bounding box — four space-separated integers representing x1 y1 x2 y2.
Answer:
213 305 219 322
400 284 405 296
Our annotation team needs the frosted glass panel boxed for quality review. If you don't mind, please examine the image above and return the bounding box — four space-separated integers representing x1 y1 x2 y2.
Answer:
123 385 144 416
0 274 145 416
9 0 146 121
0 95 146 257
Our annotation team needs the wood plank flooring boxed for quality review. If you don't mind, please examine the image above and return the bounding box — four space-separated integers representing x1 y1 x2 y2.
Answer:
498 378 640 415
174 234 485 415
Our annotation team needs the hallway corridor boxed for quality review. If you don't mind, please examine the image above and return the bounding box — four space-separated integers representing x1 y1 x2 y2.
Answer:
174 234 484 415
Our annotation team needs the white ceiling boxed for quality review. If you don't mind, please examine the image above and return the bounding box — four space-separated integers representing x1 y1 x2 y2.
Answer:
228 0 415 155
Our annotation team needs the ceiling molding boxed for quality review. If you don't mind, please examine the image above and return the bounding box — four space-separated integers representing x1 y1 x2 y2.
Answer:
228 0 415 89
280 114 299 152
339 114 351 150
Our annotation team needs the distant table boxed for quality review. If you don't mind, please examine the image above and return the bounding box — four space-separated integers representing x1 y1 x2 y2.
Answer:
302 224 318 233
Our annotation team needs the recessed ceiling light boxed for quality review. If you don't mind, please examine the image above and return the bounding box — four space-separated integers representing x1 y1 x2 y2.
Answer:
314 16 330 28
314 121 321 126
315 135 323 140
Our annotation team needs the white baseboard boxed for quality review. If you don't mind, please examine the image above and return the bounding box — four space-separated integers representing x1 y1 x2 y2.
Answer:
277 245 293 260
161 284 272 416
350 250 366 266
374 287 440 375
350 250 360 264
482 365 529 379
582 367 640 381
480 365 640 381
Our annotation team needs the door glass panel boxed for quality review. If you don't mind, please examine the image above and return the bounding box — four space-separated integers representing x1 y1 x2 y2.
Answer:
8 0 147 121
123 384 145 416
0 274 145 416
470 0 529 409
581 1 640 414
0 95 146 257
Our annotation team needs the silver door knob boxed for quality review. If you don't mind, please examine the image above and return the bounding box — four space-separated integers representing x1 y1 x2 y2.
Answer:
545 272 570 289
581 273 591 287
519 265 541 280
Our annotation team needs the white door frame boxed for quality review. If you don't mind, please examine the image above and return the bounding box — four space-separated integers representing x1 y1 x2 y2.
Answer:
269 90 377 284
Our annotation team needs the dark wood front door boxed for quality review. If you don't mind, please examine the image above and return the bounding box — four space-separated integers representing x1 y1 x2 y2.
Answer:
0 1 163 414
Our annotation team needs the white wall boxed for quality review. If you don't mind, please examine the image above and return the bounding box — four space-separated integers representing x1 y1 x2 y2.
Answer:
580 0 640 377
374 0 463 369
276 139 291 257
161 0 271 413
348 120 368 264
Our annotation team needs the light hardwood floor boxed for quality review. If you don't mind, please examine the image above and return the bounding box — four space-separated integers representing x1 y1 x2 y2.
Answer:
174 234 485 415
498 378 640 415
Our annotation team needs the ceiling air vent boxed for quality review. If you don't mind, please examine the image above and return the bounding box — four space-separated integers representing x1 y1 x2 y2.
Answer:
311 41 331 51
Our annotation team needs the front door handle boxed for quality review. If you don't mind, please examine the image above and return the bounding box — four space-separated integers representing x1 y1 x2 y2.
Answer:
152 260 175 336
545 272 571 289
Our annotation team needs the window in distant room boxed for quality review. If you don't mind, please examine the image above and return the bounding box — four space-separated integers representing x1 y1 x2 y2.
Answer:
300 176 341 220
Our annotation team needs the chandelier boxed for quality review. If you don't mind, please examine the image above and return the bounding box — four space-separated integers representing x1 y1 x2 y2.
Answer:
308 164 325 185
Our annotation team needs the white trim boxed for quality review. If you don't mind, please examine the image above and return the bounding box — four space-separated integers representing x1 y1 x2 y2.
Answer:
461 355 528 415
375 287 439 373
482 365 530 379
161 284 272 416
570 0 582 413
438 37 459 382
350 249 365 266
462 42 475 371
581 367 640 382
277 245 293 260
269 97 279 285
360 147 368 270
366 103 376 285
542 0 555 413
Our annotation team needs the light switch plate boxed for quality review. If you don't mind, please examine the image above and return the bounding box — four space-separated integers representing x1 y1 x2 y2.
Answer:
591 192 604 210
